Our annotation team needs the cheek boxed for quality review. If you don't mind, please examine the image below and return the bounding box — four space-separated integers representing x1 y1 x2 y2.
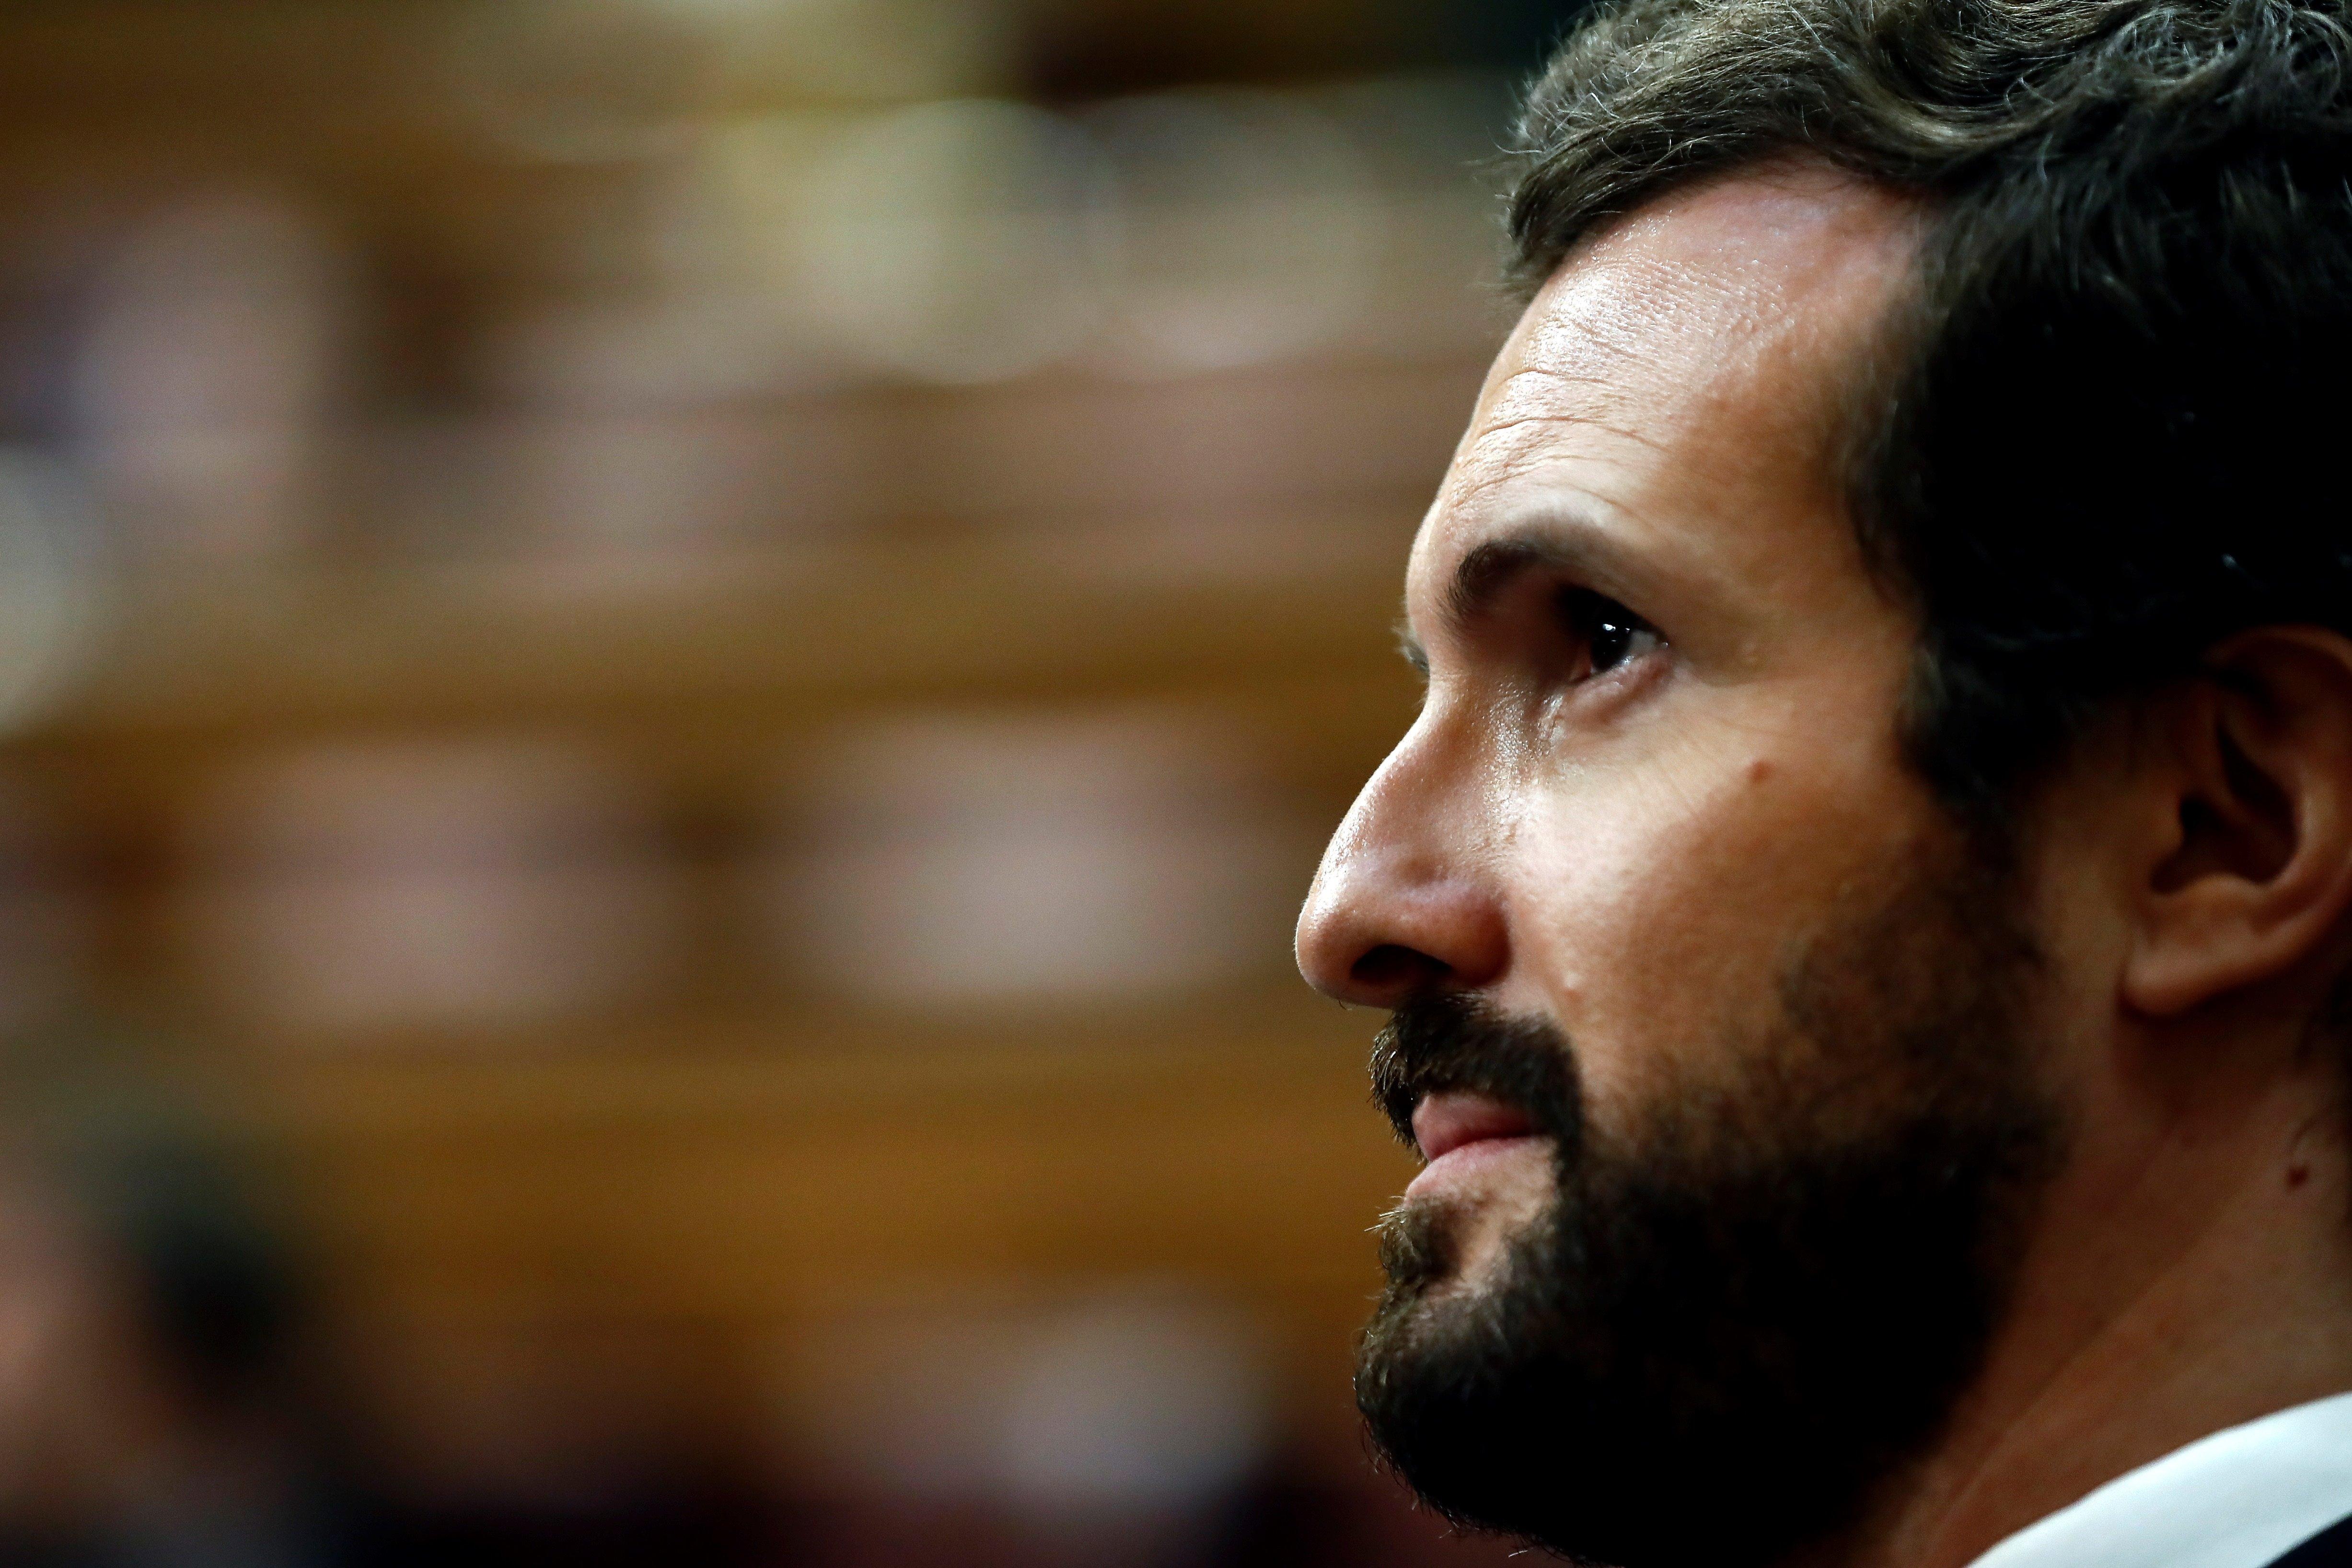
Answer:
1498 727 1938 1115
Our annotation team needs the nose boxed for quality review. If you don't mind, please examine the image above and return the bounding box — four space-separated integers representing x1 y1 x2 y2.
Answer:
1295 733 1508 1009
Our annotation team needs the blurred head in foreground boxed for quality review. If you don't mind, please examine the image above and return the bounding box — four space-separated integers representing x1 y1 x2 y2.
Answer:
1297 2 2352 1565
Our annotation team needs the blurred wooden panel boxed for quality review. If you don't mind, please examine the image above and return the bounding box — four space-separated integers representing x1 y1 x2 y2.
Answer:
198 988 1404 1312
40 531 1417 742
174 987 1411 1448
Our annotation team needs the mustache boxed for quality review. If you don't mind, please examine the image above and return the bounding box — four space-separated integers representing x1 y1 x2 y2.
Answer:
1369 994 1581 1151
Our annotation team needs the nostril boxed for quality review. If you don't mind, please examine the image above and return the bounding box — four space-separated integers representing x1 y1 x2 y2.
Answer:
1351 943 1448 995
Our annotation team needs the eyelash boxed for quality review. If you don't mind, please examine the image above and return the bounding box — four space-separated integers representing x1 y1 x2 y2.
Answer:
1555 587 1662 681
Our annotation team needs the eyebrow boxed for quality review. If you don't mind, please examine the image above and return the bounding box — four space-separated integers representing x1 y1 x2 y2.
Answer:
1446 534 1584 628
1395 518 1626 675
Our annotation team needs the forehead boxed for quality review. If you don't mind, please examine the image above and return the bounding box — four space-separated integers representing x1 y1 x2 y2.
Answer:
1413 163 1920 611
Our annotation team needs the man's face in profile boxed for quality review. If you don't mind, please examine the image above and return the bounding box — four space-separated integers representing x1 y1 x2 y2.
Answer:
1297 165 2078 1567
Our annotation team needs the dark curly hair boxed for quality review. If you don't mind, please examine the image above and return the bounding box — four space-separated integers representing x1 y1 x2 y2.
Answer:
1509 0 2352 812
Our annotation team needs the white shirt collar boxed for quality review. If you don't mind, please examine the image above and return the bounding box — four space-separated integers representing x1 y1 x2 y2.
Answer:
1966 1391 2352 1568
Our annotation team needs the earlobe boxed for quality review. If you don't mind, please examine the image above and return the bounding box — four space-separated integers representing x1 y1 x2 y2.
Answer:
2123 629 2352 1019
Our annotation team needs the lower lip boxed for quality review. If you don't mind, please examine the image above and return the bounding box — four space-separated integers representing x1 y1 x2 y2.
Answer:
1404 1133 1548 1199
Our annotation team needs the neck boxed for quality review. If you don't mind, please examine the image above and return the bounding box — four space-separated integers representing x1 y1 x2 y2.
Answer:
1819 1060 2352 1568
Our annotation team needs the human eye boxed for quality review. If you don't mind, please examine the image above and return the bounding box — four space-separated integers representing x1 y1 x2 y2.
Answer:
1555 586 1662 681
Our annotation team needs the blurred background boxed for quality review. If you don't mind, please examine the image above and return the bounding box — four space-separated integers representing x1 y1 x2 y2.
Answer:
0 1 1569 1563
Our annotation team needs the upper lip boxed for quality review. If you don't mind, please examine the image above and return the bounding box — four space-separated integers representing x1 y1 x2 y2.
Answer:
1410 1091 1539 1163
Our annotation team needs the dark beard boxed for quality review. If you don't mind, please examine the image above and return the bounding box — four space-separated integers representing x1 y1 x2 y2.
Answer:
1354 849 2067 1568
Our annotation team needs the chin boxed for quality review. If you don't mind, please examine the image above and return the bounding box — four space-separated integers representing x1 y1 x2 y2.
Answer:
1355 850 2066 1568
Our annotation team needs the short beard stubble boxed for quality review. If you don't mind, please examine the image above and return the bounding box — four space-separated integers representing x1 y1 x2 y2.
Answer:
1354 838 2067 1568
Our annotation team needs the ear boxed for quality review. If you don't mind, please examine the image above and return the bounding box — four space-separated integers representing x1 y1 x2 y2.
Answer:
2124 627 2352 1018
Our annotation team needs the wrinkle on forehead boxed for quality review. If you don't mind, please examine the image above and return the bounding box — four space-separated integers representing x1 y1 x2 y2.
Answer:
1434 162 1921 533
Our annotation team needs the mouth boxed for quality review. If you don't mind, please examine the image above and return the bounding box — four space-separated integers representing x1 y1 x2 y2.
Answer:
1411 1090 1541 1164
